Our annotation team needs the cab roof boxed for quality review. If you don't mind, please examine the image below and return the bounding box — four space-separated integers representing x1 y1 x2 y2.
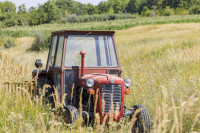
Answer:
52 30 115 35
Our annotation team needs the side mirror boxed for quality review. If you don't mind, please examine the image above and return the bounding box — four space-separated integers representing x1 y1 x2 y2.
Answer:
35 59 43 68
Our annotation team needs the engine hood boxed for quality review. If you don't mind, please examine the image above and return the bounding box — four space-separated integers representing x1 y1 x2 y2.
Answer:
78 73 125 88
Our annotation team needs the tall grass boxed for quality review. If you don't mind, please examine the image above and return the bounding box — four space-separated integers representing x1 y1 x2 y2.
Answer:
0 15 200 37
0 23 200 132
118 23 200 132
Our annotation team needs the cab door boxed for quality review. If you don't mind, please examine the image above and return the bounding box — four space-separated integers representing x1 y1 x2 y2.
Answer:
47 35 65 103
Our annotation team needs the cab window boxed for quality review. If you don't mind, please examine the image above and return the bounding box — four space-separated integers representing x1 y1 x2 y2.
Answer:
55 36 64 68
64 35 118 67
47 36 57 69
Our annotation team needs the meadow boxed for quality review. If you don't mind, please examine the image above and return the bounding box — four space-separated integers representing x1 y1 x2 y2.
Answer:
1 15 200 37
0 22 200 132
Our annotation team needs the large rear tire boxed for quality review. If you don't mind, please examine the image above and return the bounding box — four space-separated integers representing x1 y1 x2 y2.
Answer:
33 77 54 104
63 105 79 124
130 105 150 133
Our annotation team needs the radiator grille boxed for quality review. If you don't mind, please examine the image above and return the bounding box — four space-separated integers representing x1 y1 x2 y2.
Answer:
101 84 122 113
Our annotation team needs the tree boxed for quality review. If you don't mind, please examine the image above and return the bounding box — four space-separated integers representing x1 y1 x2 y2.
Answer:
1 1 16 13
87 4 98 15
109 7 114 14
127 0 137 13
141 6 152 16
0 1 17 27
27 7 40 25
55 0 87 15
97 2 109 14
18 4 27 14
2 12 18 27
0 3 2 17
127 0 144 14
41 0 60 23
17 4 28 26
189 0 200 14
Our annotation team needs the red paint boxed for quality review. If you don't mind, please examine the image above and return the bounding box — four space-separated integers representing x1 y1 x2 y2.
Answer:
80 51 86 77
78 73 125 122
33 30 128 124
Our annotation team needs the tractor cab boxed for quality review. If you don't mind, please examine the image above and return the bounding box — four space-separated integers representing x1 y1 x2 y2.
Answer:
33 30 150 132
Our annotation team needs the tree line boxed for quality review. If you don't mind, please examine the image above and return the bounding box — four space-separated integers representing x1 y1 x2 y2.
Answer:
0 0 200 28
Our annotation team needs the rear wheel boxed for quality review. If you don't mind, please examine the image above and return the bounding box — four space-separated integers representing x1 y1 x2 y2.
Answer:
130 105 150 133
63 105 79 124
33 77 54 104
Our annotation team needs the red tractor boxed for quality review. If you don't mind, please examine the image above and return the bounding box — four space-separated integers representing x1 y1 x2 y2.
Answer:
33 30 150 132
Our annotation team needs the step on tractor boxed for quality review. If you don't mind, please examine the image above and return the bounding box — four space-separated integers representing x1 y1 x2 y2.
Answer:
32 30 151 132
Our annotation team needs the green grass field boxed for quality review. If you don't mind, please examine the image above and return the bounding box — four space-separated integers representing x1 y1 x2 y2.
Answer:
0 17 200 132
1 15 200 37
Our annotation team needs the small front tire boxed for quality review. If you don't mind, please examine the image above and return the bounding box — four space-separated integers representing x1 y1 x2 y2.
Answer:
130 105 150 133
63 105 79 124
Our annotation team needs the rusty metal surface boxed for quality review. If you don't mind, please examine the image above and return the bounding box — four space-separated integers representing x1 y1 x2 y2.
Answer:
52 30 115 35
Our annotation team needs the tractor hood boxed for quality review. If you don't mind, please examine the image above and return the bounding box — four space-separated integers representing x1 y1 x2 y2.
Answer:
78 73 125 88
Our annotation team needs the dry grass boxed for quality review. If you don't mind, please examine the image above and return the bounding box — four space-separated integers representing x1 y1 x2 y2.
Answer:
117 23 200 132
0 23 200 132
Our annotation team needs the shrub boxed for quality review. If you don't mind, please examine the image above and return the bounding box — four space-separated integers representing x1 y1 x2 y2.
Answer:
175 8 189 15
30 32 50 51
0 37 16 49
189 5 200 14
4 39 15 49
141 6 152 17
163 6 174 16
2 13 18 27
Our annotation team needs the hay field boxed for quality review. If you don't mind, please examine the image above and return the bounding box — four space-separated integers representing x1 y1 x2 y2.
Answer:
0 23 200 132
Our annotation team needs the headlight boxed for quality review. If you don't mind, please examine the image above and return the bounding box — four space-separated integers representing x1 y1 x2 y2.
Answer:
124 78 132 87
86 78 94 87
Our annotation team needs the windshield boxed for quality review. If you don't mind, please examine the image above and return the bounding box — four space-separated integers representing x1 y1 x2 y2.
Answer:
64 35 118 67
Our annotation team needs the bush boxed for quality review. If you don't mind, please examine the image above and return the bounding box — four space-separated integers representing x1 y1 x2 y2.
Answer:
175 8 189 15
163 6 174 16
2 13 18 27
30 32 50 51
141 6 152 17
4 38 15 49
0 37 16 49
189 5 200 14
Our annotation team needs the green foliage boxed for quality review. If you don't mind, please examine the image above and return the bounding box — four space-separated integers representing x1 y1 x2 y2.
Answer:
61 14 135 23
0 0 200 28
127 0 140 14
55 0 87 15
87 4 98 15
109 7 114 14
4 39 15 49
163 6 175 16
189 5 200 14
0 37 16 49
141 6 152 16
175 8 189 15
0 1 16 13
2 13 18 27
0 15 200 37
97 2 110 14
30 32 50 51
27 7 40 25
1 15 200 38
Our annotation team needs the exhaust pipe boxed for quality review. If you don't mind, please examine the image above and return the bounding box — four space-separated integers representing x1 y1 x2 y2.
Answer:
80 50 86 77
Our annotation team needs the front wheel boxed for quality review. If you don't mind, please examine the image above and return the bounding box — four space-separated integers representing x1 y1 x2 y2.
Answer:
130 105 150 133
63 105 79 124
